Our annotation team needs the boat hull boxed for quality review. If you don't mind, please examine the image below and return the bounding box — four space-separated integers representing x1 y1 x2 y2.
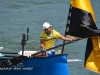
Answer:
0 54 69 75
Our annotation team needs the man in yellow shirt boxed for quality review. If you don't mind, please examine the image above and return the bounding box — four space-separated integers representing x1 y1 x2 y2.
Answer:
39 22 75 56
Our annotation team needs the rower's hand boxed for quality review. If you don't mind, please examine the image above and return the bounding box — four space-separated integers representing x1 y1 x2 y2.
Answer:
71 38 76 42
41 48 47 56
42 48 46 50
42 47 46 51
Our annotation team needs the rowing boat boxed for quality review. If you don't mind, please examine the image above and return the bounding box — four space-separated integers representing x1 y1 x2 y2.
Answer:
0 54 69 75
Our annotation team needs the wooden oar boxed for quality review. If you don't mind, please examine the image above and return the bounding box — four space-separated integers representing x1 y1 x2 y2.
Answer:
0 53 17 57
0 38 81 68
0 51 37 56
31 38 81 56
0 52 19 54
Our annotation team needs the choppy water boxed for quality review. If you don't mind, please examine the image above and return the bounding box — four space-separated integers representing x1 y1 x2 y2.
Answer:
0 0 100 75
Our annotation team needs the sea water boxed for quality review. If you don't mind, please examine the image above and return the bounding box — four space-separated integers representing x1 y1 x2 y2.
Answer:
0 0 100 75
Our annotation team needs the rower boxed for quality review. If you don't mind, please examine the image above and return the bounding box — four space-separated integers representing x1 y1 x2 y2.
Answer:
34 22 75 57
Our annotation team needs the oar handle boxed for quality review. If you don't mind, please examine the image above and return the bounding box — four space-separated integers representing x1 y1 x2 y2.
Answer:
27 28 29 33
46 38 80 51
27 28 29 41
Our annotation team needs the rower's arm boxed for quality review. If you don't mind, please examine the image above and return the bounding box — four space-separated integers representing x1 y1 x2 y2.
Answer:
60 35 74 41
40 39 45 50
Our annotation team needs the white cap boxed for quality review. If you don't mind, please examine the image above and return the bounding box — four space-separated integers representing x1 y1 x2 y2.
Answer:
43 22 52 29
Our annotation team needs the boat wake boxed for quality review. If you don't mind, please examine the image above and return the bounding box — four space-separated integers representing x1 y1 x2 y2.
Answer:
0 47 3 50
67 59 82 62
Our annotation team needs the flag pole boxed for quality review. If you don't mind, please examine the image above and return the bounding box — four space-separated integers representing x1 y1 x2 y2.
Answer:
61 3 72 54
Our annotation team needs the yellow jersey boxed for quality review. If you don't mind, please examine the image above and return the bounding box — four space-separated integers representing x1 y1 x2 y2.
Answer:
40 29 61 49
